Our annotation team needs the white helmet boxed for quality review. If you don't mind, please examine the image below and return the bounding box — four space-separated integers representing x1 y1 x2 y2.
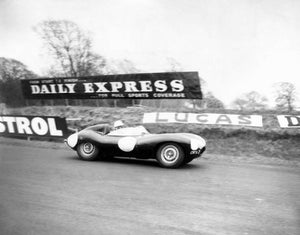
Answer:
113 120 125 129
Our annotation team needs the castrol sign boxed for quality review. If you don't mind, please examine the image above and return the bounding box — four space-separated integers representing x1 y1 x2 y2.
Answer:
0 115 68 138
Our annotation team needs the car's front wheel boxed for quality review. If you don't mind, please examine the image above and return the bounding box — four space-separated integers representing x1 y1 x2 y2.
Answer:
76 142 99 161
156 143 185 168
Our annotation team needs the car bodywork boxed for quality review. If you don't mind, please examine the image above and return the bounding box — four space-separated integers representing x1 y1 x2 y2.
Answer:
65 123 206 168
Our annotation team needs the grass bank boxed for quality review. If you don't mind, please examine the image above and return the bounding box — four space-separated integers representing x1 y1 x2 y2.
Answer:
5 105 300 161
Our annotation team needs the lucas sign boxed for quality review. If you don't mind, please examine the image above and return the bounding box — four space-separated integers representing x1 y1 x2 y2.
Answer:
277 115 300 128
21 72 202 99
0 115 68 138
143 112 263 127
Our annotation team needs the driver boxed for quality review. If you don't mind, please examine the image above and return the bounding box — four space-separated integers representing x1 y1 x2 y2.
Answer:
113 120 126 130
108 120 149 136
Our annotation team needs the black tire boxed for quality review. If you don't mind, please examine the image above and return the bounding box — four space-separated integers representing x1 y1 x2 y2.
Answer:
156 143 185 168
76 142 99 161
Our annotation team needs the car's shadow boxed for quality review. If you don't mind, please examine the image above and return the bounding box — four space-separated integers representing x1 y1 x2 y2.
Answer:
65 155 205 170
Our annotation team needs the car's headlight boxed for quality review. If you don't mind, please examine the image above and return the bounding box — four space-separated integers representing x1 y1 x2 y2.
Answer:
66 133 78 148
198 137 206 149
190 138 206 150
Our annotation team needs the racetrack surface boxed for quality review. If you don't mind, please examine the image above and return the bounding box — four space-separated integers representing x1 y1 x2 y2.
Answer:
0 142 299 235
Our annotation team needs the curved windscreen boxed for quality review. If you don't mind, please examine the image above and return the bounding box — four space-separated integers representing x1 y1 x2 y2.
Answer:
107 126 150 136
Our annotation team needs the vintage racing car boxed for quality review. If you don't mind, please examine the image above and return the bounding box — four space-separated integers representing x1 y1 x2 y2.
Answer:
65 124 206 168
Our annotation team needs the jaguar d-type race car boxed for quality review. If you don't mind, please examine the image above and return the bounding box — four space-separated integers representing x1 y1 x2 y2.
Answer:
65 123 206 168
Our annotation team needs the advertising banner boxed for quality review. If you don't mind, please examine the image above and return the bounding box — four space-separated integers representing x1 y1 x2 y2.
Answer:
0 115 69 138
21 72 202 100
277 115 300 128
143 112 263 127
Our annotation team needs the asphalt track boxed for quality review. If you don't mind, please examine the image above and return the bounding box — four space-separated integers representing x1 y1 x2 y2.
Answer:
0 143 299 235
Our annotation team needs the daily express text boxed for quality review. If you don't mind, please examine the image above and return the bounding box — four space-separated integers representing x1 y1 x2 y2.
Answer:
21 72 202 99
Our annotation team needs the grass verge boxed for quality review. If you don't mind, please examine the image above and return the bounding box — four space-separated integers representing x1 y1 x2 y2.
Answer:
3 105 300 161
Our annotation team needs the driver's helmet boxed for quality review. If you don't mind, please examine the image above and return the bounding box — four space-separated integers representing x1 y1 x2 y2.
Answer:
113 120 125 130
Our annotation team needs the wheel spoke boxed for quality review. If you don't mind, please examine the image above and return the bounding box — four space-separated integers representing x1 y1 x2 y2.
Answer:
82 143 95 154
161 145 179 163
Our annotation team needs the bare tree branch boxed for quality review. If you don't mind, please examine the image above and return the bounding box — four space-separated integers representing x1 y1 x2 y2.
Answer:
34 20 106 77
273 82 298 112
232 91 268 110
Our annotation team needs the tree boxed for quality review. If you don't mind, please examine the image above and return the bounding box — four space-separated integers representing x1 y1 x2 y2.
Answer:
273 82 298 112
0 57 37 107
232 91 268 111
104 58 140 75
0 57 36 81
34 20 106 77
204 92 225 109
165 57 183 72
102 58 140 107
189 92 224 110
165 57 207 92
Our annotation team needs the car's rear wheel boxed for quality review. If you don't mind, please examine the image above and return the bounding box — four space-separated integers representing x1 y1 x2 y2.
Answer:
156 143 185 168
76 142 99 161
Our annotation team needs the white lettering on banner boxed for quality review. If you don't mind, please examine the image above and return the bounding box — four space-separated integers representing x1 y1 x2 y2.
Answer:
30 83 76 94
16 117 33 134
94 82 109 92
110 82 123 92
277 115 300 128
154 80 168 92
124 81 139 92
0 117 5 132
153 93 185 98
40 85 51 94
0 116 64 136
57 84 68 93
49 84 57 93
31 117 49 135
31 85 40 94
48 118 63 136
2 116 15 132
83 83 94 93
29 80 185 95
170 80 184 92
65 84 76 93
143 112 263 127
138 81 152 92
